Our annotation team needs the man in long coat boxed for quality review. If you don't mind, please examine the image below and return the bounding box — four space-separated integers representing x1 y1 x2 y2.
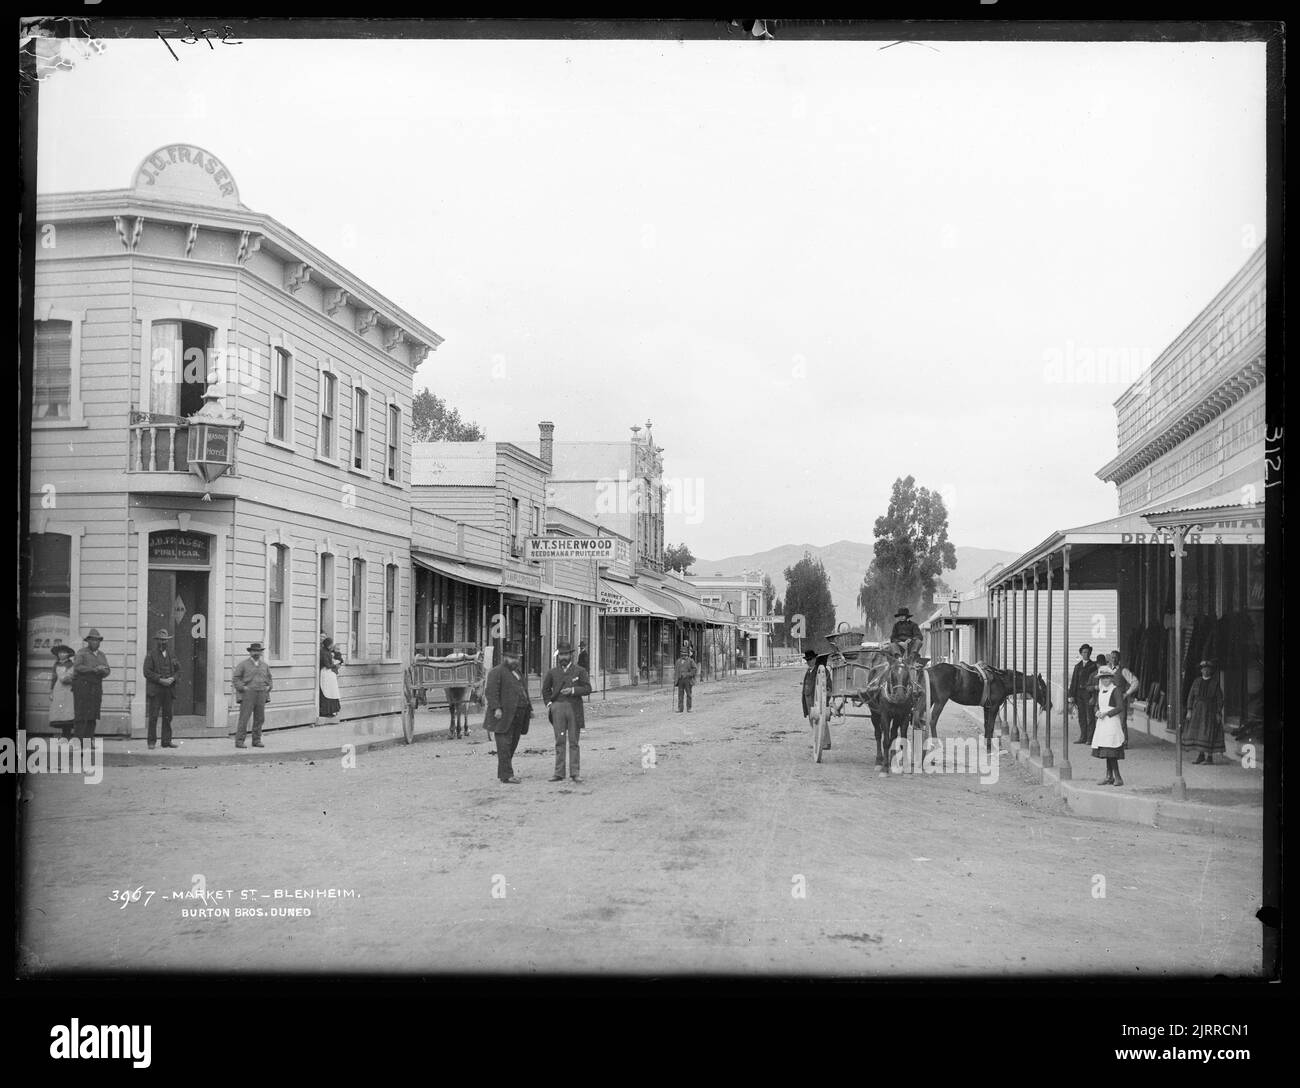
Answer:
143 628 181 748
674 647 698 712
542 639 592 782
72 628 111 741
484 643 531 783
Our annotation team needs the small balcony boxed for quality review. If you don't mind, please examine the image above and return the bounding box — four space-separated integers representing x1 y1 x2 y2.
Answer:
129 414 191 472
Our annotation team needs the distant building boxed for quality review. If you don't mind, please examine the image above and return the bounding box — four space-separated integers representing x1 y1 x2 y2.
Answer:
515 420 731 686
686 571 768 665
411 427 601 679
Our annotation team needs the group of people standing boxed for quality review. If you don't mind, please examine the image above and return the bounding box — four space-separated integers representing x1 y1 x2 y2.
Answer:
45 628 111 742
484 639 592 784
1068 642 1227 787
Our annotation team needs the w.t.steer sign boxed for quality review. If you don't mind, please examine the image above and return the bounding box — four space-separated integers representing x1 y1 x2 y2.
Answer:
526 536 614 560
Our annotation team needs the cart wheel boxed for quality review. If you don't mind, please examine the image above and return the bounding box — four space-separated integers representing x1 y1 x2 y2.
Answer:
812 666 828 763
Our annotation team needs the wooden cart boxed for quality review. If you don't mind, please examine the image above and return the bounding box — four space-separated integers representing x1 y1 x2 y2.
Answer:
401 642 486 744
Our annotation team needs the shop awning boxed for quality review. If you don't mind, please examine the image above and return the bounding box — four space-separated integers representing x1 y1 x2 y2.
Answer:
646 584 712 623
993 512 1169 584
704 605 737 627
412 553 502 589
597 577 674 618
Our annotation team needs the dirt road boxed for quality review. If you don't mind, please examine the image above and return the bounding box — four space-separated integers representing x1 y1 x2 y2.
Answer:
18 669 1263 975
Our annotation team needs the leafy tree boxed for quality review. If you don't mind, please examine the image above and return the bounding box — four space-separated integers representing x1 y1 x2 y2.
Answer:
664 543 696 574
857 475 957 635
771 596 785 647
412 389 485 442
783 552 836 649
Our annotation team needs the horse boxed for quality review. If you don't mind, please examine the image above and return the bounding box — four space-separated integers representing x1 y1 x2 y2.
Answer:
445 670 488 739
872 659 923 776
925 663 1050 754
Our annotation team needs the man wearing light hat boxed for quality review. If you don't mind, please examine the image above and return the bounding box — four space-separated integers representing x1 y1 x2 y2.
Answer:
71 628 111 741
143 628 181 749
232 641 273 748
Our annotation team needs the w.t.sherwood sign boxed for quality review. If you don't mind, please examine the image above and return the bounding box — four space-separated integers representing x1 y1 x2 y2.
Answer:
526 536 614 560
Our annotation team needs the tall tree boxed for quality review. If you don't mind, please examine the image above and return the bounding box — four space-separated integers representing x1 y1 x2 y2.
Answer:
411 389 485 442
857 475 957 635
783 552 836 649
663 543 696 574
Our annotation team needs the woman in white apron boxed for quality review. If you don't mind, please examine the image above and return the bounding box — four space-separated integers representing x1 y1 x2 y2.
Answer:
319 636 342 718
49 643 76 738
1091 665 1126 787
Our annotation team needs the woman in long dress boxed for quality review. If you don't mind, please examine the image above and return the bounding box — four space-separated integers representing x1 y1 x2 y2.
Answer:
1091 666 1126 787
49 643 76 738
1183 658 1225 764
319 636 342 718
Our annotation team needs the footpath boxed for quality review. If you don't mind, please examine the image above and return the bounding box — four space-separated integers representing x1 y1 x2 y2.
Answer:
92 665 783 768
962 704 1266 840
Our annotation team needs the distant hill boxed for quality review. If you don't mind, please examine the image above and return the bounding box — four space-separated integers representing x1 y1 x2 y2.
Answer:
690 542 1020 629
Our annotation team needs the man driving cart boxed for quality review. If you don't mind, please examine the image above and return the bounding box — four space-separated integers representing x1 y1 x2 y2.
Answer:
888 607 926 694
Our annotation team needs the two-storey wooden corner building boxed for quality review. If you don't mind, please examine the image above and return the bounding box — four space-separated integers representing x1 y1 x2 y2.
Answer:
26 145 443 737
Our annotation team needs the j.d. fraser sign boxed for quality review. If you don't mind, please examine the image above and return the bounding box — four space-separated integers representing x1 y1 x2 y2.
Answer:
134 145 237 200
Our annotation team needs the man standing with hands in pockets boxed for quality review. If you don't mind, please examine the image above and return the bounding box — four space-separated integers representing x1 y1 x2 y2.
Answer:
233 641 272 748
543 639 592 783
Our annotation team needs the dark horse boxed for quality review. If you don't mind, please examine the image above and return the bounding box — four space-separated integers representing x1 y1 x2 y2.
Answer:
868 660 923 776
925 663 1049 754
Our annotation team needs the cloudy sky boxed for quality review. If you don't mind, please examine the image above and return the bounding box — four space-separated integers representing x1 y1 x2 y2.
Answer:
33 31 1266 558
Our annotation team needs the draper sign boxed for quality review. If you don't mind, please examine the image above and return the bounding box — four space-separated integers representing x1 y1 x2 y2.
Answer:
526 537 614 559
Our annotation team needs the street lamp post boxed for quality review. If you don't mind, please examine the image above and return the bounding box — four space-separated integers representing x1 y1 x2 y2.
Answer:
948 592 960 665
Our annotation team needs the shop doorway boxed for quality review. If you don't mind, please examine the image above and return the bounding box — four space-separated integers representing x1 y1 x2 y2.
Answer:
146 567 209 728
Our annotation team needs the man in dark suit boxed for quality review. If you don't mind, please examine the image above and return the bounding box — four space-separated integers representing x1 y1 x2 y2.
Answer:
143 628 181 749
1068 643 1099 744
542 639 592 783
889 607 924 693
484 642 531 784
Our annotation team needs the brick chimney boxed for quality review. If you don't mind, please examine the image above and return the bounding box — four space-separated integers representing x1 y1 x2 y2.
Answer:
538 421 554 467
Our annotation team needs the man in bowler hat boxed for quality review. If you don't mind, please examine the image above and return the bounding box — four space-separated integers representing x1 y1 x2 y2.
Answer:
542 639 592 782
143 629 181 748
233 641 273 748
484 642 531 784
1068 643 1100 744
